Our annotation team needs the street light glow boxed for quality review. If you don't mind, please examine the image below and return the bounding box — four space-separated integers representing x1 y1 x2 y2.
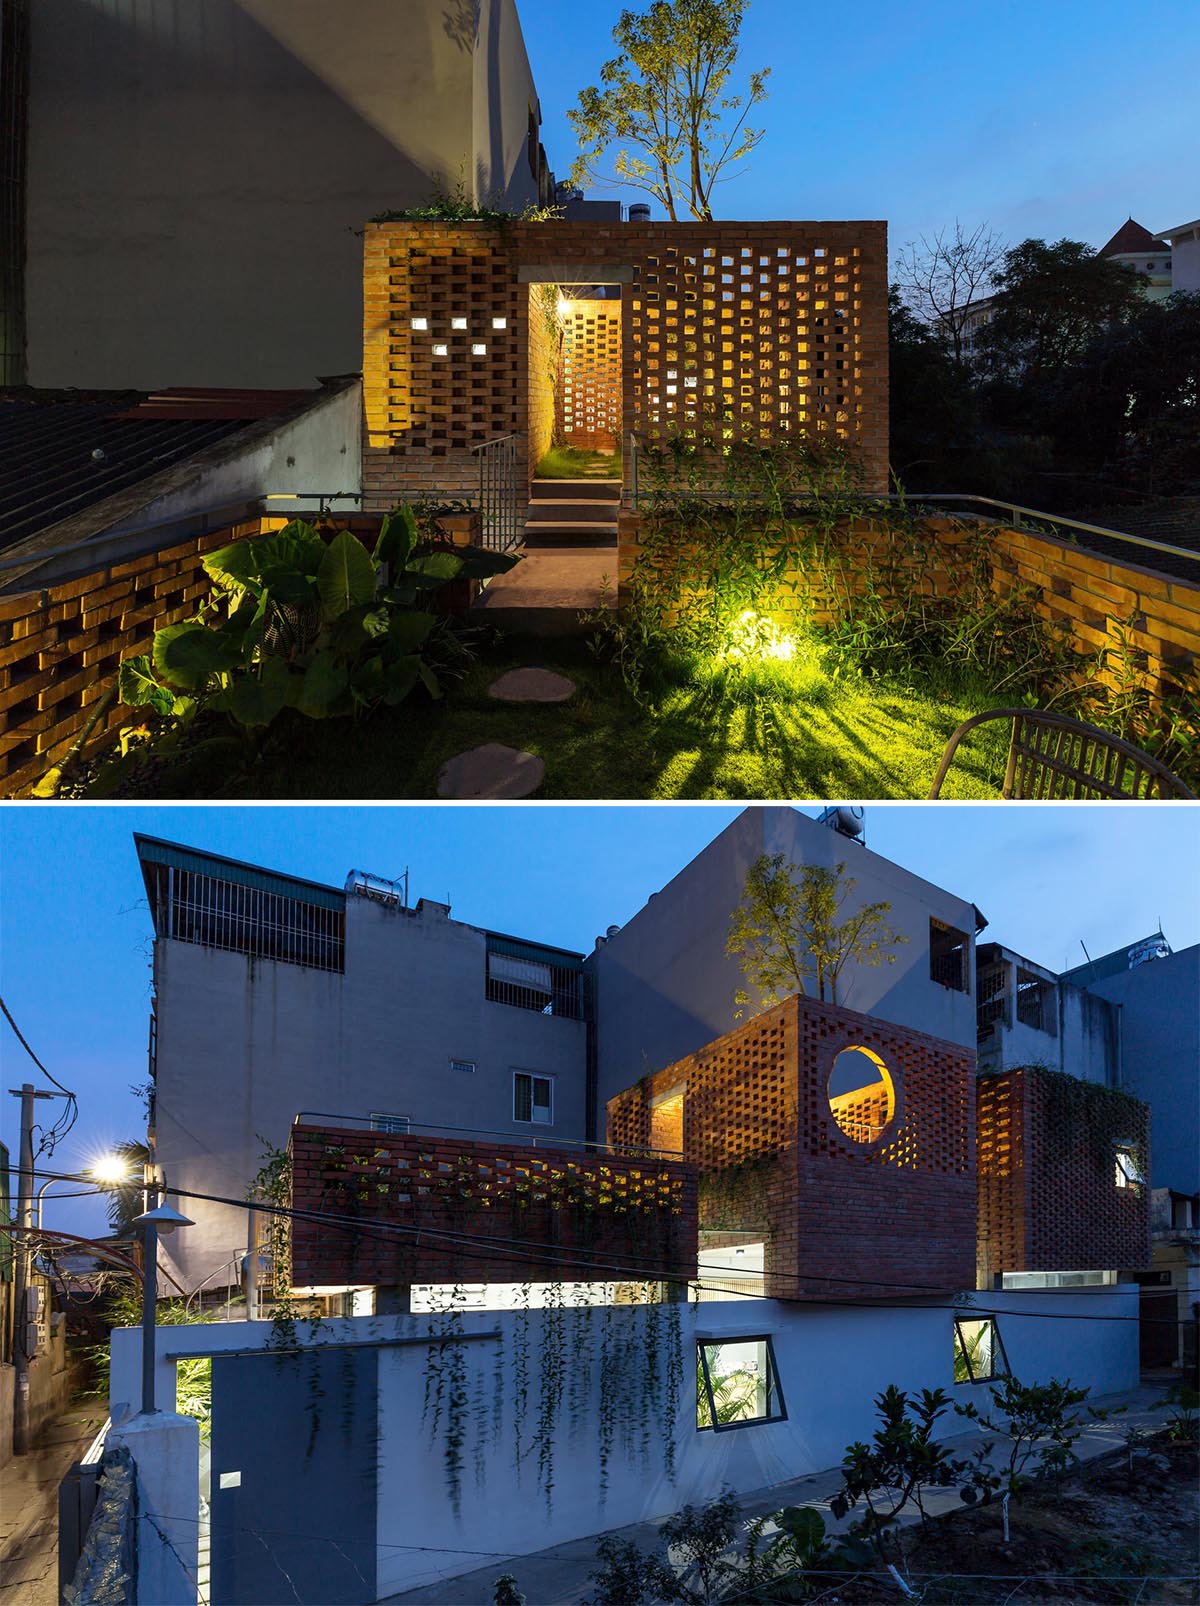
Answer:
89 1154 137 1185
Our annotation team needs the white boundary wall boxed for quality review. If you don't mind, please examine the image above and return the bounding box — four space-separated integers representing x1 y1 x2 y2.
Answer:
110 1286 1139 1600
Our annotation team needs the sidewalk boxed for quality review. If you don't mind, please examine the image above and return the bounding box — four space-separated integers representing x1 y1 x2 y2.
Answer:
384 1381 1179 1606
0 1401 108 1606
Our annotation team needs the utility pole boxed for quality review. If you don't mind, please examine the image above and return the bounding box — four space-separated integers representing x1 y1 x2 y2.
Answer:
8 1081 65 1455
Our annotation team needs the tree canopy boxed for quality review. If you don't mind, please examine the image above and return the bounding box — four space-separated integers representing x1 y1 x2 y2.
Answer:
568 0 769 222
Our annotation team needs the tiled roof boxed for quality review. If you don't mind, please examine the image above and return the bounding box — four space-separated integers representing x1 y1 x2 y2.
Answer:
1099 218 1169 257
0 387 313 556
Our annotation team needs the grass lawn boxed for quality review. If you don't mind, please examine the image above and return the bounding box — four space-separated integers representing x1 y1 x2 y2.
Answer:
533 446 621 480
108 636 1015 800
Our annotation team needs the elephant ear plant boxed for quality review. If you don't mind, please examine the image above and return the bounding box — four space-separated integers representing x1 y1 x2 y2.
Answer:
115 507 515 745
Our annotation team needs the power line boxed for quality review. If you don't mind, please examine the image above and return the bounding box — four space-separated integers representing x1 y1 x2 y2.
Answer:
20 1168 1174 1326
1 994 76 1096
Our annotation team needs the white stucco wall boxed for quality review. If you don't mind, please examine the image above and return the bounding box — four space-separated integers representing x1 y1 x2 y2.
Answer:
153 896 586 1290
591 807 981 1109
26 0 541 387
110 1285 1139 1599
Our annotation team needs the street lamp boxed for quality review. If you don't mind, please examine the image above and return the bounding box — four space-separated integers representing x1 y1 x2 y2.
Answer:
132 1201 193 1415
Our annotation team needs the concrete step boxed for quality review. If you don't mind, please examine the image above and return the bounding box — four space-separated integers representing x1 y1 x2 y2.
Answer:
529 479 621 502
471 548 617 636
523 522 618 548
523 499 620 524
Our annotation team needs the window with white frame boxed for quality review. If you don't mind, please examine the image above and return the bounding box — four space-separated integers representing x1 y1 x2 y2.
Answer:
513 1071 553 1125
953 1316 1008 1384
369 1112 411 1135
696 1337 786 1430
1114 1145 1145 1190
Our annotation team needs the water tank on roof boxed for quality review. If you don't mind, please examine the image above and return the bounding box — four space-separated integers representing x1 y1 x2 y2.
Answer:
628 203 651 223
346 869 408 908
817 806 865 842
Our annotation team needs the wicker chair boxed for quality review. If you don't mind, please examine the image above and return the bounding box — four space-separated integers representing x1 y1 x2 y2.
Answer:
928 708 1196 800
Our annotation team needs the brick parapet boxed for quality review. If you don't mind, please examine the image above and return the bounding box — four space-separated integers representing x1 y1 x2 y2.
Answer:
289 1124 698 1289
607 995 976 1299
976 1066 1151 1280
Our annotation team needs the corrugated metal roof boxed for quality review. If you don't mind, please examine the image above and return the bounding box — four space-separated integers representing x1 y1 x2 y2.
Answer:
485 931 585 969
134 834 346 915
0 387 316 555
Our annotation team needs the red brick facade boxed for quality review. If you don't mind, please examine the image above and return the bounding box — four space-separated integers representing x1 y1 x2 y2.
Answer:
362 218 890 506
289 1124 698 1289
606 996 976 1301
977 1067 1151 1282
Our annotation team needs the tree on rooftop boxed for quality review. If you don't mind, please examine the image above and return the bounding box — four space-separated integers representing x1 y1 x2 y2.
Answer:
895 221 1007 368
567 0 769 223
727 854 907 1015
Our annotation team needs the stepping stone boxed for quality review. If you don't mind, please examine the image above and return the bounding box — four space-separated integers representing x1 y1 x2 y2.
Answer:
487 667 577 703
437 743 545 799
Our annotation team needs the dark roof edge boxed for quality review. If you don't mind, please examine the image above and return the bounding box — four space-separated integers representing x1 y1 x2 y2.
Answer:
134 833 346 919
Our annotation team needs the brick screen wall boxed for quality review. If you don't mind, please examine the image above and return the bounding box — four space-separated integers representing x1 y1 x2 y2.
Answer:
977 1067 1151 1283
1 512 477 796
607 996 976 1301
527 284 559 472
618 511 1199 704
362 218 889 509
289 1124 698 1289
561 298 621 450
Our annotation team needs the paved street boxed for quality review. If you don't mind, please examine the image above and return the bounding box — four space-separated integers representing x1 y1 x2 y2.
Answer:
0 1403 107 1606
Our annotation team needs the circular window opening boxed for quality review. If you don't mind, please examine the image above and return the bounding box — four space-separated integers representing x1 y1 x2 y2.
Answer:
827 1046 896 1144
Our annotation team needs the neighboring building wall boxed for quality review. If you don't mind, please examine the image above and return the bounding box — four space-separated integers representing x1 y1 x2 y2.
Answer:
607 995 977 1300
977 1066 1151 1283
1157 221 1200 293
152 895 587 1290
289 1124 697 1288
560 298 622 450
112 1287 1140 1600
362 218 890 508
590 806 980 1114
976 943 1118 1083
25 0 541 387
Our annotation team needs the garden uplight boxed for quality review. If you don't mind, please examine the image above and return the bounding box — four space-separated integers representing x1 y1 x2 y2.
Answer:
723 610 797 664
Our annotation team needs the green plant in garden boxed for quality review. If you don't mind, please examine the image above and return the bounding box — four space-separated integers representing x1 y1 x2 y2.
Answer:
85 1285 215 1443
955 1375 1107 1502
1163 1382 1199 1442
492 1576 525 1606
830 1386 963 1564
727 853 907 1014
372 176 562 226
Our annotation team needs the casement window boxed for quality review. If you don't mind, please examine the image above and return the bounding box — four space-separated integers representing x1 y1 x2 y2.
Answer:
696 1337 786 1431
513 1071 553 1125
1114 1145 1145 1190
930 918 970 992
953 1317 1009 1384
368 1112 410 1135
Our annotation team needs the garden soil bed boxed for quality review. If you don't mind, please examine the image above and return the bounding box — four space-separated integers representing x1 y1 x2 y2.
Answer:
822 1433 1198 1603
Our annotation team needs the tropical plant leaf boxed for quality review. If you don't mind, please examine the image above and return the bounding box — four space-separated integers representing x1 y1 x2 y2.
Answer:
202 541 264 593
118 654 174 715
227 657 292 727
387 610 436 655
382 656 420 706
374 506 418 574
405 550 464 586
417 662 442 700
351 654 385 707
454 547 521 579
317 530 378 617
296 648 350 718
152 622 242 690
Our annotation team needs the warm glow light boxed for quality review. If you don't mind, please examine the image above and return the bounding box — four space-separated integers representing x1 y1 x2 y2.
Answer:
89 1154 138 1185
723 609 796 664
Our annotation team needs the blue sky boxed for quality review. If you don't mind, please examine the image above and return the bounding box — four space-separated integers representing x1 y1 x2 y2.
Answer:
2 803 1197 1239
518 0 1199 260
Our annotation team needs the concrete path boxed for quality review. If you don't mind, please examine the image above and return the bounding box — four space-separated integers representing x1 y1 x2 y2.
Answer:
0 1401 107 1606
471 549 617 637
382 1382 1179 1606
437 743 545 799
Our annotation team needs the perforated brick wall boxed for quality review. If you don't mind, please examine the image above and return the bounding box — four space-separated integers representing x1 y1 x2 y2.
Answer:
362 218 889 508
977 1067 1151 1282
561 298 621 450
527 284 558 472
607 995 976 1300
289 1124 698 1289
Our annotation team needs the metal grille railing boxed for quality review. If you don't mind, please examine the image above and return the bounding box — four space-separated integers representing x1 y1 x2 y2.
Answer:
145 864 345 973
976 961 1010 1042
470 433 522 551
484 947 583 1020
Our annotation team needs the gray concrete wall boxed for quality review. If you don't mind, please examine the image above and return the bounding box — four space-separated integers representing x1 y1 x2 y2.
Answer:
590 807 981 1110
1084 946 1200 1194
153 895 587 1290
26 0 542 388
980 966 1118 1085
0 1364 13 1468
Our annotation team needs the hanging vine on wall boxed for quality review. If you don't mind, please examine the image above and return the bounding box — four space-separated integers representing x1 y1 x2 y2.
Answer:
1032 1065 1148 1180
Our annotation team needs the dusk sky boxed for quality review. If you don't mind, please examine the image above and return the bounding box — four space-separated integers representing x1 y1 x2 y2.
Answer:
2 803 1197 1240
519 0 1199 262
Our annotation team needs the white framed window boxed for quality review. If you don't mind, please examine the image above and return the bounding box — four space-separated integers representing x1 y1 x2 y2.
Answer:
954 1316 1009 1384
1115 1145 1145 1189
696 1336 786 1430
450 1058 476 1075
369 1112 411 1135
513 1071 553 1125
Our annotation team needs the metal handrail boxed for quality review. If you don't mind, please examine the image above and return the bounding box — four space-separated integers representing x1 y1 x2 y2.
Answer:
623 448 1197 569
470 433 523 553
292 1110 684 1162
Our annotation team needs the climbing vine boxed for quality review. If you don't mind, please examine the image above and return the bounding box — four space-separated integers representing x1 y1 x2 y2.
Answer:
1033 1065 1148 1181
